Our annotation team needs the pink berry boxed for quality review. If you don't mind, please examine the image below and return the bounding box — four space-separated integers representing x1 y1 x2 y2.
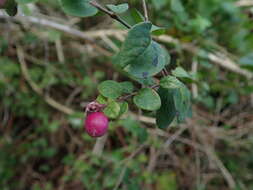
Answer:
0 0 6 7
85 112 109 137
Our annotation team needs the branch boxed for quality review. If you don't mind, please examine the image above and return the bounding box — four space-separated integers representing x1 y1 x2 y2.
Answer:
92 134 108 156
89 0 131 29
114 143 147 190
142 0 149 21
17 47 75 115
236 0 253 6
1 12 251 79
156 35 253 79
118 84 159 102
191 60 198 99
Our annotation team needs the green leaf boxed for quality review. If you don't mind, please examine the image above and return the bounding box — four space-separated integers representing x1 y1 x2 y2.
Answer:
60 0 98 17
172 66 194 81
134 77 156 86
160 76 184 89
106 3 129 14
123 41 169 78
103 100 121 119
156 88 177 129
114 22 152 68
133 88 161 111
120 81 134 94
96 95 107 104
98 80 122 99
160 76 192 123
118 101 129 117
173 86 191 122
113 22 170 78
151 25 166 36
130 8 144 23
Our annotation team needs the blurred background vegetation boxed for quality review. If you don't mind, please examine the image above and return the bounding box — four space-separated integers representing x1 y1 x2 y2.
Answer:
0 0 253 189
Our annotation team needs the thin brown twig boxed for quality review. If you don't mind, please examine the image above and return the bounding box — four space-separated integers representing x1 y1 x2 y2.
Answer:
191 60 198 99
89 0 131 29
118 84 159 102
146 125 188 172
118 92 138 102
236 0 253 6
92 134 108 156
161 70 166 77
142 0 149 21
193 125 236 189
17 46 75 115
163 68 169 75
55 38 65 63
113 166 127 190
1 12 251 79
113 143 147 190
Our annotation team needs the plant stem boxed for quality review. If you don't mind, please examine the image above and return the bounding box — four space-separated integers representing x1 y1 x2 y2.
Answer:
92 134 108 156
89 0 131 29
118 84 159 102
161 70 166 77
118 92 138 102
162 68 169 75
142 0 149 21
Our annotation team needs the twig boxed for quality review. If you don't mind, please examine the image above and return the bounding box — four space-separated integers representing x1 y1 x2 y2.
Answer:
122 143 148 163
193 124 236 189
205 148 236 189
163 124 188 149
146 124 188 172
89 0 131 29
0 11 117 56
114 143 147 190
1 12 251 79
100 35 120 52
147 148 156 171
161 69 166 77
145 131 158 173
142 0 149 21
156 35 253 79
113 166 127 190
118 92 138 102
129 112 156 124
55 38 65 63
191 60 198 99
17 47 75 115
236 0 253 6
92 134 108 156
118 84 159 102
163 68 169 75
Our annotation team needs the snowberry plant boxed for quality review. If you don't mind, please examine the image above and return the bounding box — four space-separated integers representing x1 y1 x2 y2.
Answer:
3 0 192 137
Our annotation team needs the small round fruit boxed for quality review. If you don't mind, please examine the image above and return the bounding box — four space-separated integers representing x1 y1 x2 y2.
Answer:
85 112 109 137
